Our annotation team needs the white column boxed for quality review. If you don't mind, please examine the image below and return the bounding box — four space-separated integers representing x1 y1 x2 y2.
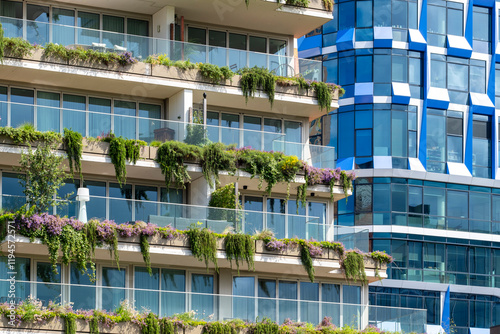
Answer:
152 6 175 40
168 89 193 122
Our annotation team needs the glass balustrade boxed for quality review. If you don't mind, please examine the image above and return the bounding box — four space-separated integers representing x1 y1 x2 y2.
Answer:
0 194 369 248
0 280 426 332
0 101 336 169
0 16 323 80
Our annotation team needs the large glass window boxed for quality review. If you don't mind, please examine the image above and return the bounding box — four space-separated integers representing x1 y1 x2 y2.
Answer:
70 263 96 310
36 262 61 305
427 0 464 47
101 267 125 311
191 274 214 320
426 109 463 173
0 257 30 301
472 115 491 178
473 6 491 53
233 277 255 321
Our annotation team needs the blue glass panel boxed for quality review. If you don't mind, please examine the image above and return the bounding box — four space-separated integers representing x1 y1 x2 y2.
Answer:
470 64 486 94
279 281 297 323
300 282 319 323
114 100 136 140
139 103 161 143
392 111 407 157
109 183 132 223
0 257 30 301
339 56 355 86
37 91 60 133
233 277 255 321
392 56 407 83
135 185 158 222
374 55 391 83
70 263 95 310
356 56 372 83
447 8 463 36
447 190 468 218
339 2 355 30
355 28 373 41
430 60 446 88
27 4 49 46
374 0 391 27
89 97 111 138
427 5 446 35
356 129 372 157
355 109 373 129
161 269 186 316
52 8 75 45
324 58 338 85
373 109 390 155
356 1 373 28
11 88 34 127
191 274 213 320
338 112 354 159
258 279 277 321
447 63 468 92
63 94 86 136
36 262 61 306
392 0 407 29
83 180 106 221
101 267 125 311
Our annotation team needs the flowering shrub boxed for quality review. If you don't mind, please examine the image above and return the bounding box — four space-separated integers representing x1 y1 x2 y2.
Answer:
3 213 389 283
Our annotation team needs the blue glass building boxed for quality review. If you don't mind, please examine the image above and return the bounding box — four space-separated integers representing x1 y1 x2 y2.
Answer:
300 0 500 333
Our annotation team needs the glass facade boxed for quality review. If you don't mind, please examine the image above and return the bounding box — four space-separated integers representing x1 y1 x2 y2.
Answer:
301 0 499 330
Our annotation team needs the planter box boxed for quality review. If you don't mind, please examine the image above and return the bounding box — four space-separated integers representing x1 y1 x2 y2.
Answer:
82 138 110 155
149 146 158 160
328 249 341 260
170 234 189 247
255 240 300 257
117 234 169 246
184 325 203 334
139 146 149 159
151 65 232 86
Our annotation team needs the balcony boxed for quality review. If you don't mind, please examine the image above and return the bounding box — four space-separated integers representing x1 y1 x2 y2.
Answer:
0 16 323 80
1 194 366 247
0 101 336 169
0 280 427 333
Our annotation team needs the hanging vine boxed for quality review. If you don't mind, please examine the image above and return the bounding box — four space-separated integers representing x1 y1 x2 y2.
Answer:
156 141 202 188
63 128 83 179
108 137 127 186
140 234 152 276
239 67 276 108
201 142 236 188
224 233 255 274
185 227 219 272
342 250 366 284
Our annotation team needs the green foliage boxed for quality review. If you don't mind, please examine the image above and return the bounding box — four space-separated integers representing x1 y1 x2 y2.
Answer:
201 142 236 188
239 67 276 108
109 137 127 186
252 318 279 334
283 0 310 7
322 0 333 10
63 128 83 179
310 81 332 111
160 318 178 334
145 54 173 66
340 170 353 198
156 141 202 188
107 136 144 186
186 226 218 272
198 63 235 84
125 139 146 164
203 321 238 334
173 59 196 70
43 43 136 66
0 211 15 242
3 37 35 58
140 234 152 276
224 233 255 274
238 149 301 200
0 23 4 63
343 250 366 284
142 313 161 334
89 315 99 334
17 141 68 213
0 124 62 145
64 313 77 334
185 109 209 146
209 183 238 209
299 241 315 282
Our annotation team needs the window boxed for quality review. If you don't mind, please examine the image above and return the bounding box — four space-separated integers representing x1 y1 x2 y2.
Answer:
427 0 464 47
233 277 255 321
472 114 491 178
430 55 485 104
473 6 491 54
372 0 418 41
0 257 30 302
101 267 126 311
36 262 61 306
426 109 463 173
242 195 327 240
70 263 96 310
191 273 214 320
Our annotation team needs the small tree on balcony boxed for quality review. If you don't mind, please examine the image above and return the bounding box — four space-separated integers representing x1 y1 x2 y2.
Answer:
17 140 68 213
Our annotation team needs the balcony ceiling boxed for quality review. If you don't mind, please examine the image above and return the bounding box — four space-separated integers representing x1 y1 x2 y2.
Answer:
66 0 332 37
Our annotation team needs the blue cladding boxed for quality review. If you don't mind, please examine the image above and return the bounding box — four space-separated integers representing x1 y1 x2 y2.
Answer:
392 83 411 104
446 35 473 58
336 28 355 51
297 35 322 52
336 157 355 170
373 27 393 48
408 29 426 51
354 82 374 103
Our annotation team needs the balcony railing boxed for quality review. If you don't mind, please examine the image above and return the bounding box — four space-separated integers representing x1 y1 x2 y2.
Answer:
0 280 426 333
1 194 368 249
0 16 323 80
0 101 336 169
